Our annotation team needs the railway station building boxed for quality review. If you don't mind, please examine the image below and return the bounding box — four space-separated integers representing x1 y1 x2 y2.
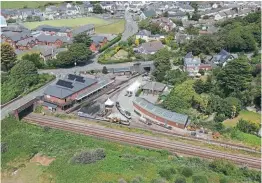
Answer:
42 74 114 111
133 97 189 129
141 81 166 95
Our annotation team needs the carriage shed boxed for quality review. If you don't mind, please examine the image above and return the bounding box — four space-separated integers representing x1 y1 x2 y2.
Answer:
133 97 189 129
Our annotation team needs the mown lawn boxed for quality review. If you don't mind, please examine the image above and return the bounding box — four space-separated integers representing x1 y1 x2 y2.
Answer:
1 117 260 183
23 18 125 34
1 1 60 9
95 19 126 34
223 110 261 127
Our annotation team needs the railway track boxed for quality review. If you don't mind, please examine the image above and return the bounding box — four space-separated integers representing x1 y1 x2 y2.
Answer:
23 114 261 169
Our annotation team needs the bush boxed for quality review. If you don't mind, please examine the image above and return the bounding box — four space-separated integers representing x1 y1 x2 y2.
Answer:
135 89 142 97
219 177 229 183
1 142 8 153
192 175 208 183
209 160 236 176
236 119 260 134
159 167 176 180
199 69 205 76
71 148 106 164
99 34 122 52
175 176 187 183
102 66 108 74
181 167 193 177
214 114 227 123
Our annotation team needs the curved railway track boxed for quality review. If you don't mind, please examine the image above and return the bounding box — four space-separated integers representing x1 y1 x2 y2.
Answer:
23 114 261 169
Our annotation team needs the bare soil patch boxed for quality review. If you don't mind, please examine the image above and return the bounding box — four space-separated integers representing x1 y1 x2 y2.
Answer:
30 154 55 166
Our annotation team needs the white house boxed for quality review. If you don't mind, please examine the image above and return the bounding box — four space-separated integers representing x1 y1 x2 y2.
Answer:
212 3 218 9
0 15 7 28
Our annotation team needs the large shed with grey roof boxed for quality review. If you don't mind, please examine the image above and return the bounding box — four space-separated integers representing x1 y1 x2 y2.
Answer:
133 97 189 129
141 81 166 95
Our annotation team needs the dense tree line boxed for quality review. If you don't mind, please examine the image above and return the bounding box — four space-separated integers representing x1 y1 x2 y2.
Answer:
185 12 261 55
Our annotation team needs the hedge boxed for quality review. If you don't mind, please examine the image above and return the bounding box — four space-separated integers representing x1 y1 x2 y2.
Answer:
98 58 132 64
99 34 122 53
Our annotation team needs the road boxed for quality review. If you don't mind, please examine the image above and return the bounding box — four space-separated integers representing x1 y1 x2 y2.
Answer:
121 10 138 41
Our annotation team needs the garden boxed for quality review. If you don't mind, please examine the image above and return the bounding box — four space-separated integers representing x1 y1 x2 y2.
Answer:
1 116 261 183
98 38 136 64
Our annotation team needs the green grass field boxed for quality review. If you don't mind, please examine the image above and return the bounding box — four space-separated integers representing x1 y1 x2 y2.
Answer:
1 1 60 9
23 17 109 29
1 117 260 183
95 19 126 34
223 110 261 127
23 18 125 34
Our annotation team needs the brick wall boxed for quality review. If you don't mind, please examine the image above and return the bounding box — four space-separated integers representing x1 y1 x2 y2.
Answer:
133 103 185 129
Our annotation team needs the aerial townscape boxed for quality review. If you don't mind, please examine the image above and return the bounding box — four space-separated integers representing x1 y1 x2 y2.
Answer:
0 1 261 183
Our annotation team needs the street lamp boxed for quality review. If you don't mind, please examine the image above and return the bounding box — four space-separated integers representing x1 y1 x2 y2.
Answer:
74 62 77 74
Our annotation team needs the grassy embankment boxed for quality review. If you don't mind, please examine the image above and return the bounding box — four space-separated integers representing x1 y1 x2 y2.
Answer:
1 117 260 183
223 110 261 148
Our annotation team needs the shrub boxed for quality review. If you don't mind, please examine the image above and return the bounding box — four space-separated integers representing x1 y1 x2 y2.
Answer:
209 160 236 176
219 177 229 183
1 142 8 153
192 175 208 183
135 89 142 97
181 167 193 177
214 114 227 123
71 148 106 164
199 69 205 76
236 119 260 134
102 66 108 74
175 176 187 183
99 34 122 52
159 167 176 180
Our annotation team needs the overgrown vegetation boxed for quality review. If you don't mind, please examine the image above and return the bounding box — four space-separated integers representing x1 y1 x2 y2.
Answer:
2 117 261 183
184 12 261 55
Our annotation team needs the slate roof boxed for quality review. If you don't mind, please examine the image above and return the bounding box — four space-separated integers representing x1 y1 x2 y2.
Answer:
133 97 189 125
36 34 70 43
72 24 95 35
35 25 71 32
185 52 193 58
142 9 156 18
1 32 31 42
137 29 151 36
16 37 35 46
42 101 57 108
212 49 231 63
140 41 164 53
91 36 106 45
141 81 166 92
44 74 97 99
1 24 30 32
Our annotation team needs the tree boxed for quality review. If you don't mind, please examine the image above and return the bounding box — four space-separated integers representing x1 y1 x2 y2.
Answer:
93 4 103 14
10 60 38 89
163 80 202 113
102 66 108 74
216 57 252 96
6 18 16 23
153 48 171 82
163 11 168 17
21 53 44 69
73 33 92 47
236 119 260 134
225 97 241 117
68 43 92 64
203 15 209 19
198 69 205 76
164 69 187 86
1 43 17 71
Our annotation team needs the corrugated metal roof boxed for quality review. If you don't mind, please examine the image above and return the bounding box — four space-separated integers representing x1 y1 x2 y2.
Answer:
133 97 188 125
